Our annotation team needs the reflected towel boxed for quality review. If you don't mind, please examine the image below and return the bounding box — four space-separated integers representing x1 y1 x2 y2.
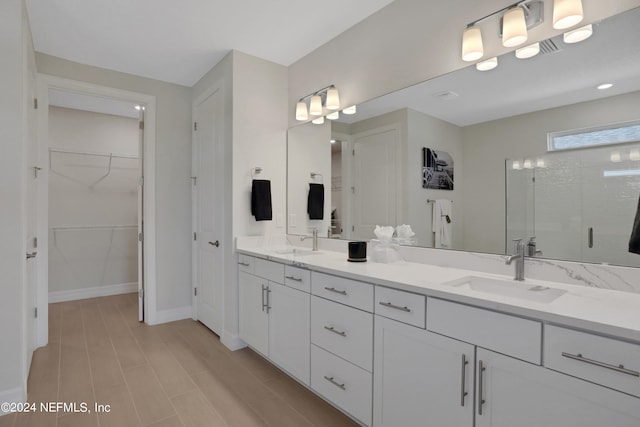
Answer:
432 199 452 249
251 179 272 221
629 194 640 254
307 183 324 220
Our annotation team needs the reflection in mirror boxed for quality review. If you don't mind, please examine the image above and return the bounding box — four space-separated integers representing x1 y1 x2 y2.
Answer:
287 7 640 267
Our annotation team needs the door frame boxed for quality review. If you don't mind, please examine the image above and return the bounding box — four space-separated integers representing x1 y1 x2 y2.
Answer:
191 81 225 326
35 74 158 346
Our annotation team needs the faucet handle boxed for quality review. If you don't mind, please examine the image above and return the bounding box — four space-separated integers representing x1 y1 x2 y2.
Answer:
528 236 536 243
511 238 524 253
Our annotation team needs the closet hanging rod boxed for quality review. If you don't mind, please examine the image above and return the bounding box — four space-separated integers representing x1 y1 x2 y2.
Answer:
49 147 139 160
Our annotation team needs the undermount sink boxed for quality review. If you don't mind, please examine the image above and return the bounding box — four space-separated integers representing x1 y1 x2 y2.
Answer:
445 276 567 303
272 247 322 256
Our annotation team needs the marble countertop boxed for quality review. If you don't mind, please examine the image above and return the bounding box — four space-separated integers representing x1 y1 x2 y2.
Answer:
236 242 640 344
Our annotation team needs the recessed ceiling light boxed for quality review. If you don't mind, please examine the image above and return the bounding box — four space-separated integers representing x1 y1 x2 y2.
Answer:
597 83 613 90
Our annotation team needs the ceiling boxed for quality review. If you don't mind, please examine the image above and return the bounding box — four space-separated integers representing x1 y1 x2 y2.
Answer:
49 89 140 118
25 0 394 86
338 7 640 127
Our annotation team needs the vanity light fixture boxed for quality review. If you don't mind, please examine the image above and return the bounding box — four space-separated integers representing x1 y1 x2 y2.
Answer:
563 23 593 43
523 159 534 169
552 0 583 30
515 42 540 59
295 85 341 121
597 83 613 90
630 149 640 161
327 111 340 120
343 105 357 115
134 105 145 111
512 160 522 170
461 1 543 64
536 158 546 168
330 139 336 144
610 151 622 163
476 57 498 71
312 116 325 125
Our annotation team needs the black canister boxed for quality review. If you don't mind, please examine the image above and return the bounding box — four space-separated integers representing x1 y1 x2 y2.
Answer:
348 241 367 262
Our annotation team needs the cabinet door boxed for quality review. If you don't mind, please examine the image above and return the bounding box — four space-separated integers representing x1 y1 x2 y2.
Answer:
475 348 640 427
374 316 474 427
238 271 269 356
269 282 311 385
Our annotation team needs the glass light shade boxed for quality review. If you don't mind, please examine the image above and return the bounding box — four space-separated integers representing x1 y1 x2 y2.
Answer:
610 151 622 163
553 0 584 30
630 150 640 161
516 42 540 59
309 95 323 116
563 24 592 44
326 111 339 120
312 116 325 125
536 158 546 168
295 101 308 121
462 26 484 61
343 105 357 115
326 87 340 110
476 57 498 71
523 159 533 169
512 160 522 170
502 7 528 47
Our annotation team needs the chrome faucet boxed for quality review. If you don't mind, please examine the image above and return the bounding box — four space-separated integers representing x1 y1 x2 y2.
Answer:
506 239 525 281
526 236 543 257
300 228 319 251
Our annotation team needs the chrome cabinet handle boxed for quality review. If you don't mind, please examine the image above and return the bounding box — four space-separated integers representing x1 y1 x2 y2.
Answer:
208 240 220 247
26 252 37 259
460 354 469 407
478 360 486 415
265 287 271 313
323 376 346 390
239 262 250 267
379 301 411 312
261 285 267 312
324 326 347 337
286 275 303 282
588 227 594 248
324 286 347 295
561 352 639 377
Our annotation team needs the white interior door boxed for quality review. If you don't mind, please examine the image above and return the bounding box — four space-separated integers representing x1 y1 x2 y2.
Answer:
137 109 145 321
193 89 224 335
351 128 398 239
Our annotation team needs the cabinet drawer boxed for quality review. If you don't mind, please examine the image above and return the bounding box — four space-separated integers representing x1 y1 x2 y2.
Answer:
311 296 373 371
311 344 372 426
254 258 284 283
284 265 311 293
427 298 541 364
544 325 640 397
238 254 254 273
375 286 426 328
312 272 374 312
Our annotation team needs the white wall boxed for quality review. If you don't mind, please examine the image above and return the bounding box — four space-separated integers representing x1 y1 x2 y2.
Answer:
461 90 640 254
36 53 193 314
288 0 638 127
287 121 332 236
48 107 139 295
0 0 35 406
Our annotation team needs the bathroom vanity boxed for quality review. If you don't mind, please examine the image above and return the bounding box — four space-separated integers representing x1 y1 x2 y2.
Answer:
236 241 640 427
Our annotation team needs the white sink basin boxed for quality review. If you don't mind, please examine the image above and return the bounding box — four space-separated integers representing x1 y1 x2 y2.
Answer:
445 276 567 303
272 247 322 257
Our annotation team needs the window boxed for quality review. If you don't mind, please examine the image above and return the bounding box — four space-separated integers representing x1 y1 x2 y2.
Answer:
547 120 640 151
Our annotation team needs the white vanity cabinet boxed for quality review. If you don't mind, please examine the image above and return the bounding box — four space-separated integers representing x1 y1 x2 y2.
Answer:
238 257 310 385
373 315 474 427
475 347 640 427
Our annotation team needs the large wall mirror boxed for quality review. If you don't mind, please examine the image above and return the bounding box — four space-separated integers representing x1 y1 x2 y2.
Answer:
287 7 640 267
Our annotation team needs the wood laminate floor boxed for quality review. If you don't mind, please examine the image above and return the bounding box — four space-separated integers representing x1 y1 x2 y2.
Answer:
1 293 358 427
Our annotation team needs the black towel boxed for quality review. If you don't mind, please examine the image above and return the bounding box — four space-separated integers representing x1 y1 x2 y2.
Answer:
307 183 324 220
629 194 640 254
251 179 272 221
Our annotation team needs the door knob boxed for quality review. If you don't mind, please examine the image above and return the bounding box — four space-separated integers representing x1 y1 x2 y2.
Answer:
26 252 37 259
208 240 220 247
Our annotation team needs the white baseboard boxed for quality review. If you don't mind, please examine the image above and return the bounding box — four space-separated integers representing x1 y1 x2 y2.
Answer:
150 305 193 325
221 331 247 351
0 387 26 415
48 282 137 303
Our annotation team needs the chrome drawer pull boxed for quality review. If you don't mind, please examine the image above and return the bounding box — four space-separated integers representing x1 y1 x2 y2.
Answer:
324 326 347 337
460 354 469 407
239 262 250 267
478 360 486 416
324 286 347 295
286 275 303 282
379 301 411 312
561 352 640 377
323 376 346 390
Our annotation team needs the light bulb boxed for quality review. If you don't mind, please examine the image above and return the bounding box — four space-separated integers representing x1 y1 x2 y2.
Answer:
516 42 540 59
502 7 528 48
553 0 584 30
563 24 592 44
462 26 484 61
326 87 340 110
476 57 498 71
309 95 323 116
295 101 308 121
